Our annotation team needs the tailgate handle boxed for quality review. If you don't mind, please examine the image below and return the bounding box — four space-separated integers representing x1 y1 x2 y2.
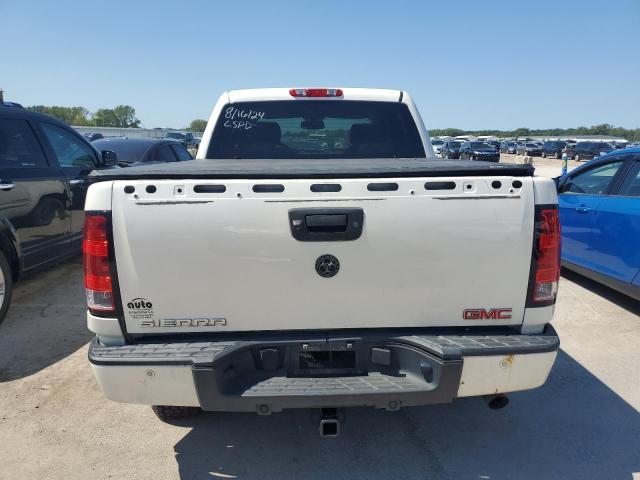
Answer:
305 214 348 232
289 208 364 241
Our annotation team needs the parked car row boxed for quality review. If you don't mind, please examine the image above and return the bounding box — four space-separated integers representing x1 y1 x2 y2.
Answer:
497 139 618 161
438 140 500 162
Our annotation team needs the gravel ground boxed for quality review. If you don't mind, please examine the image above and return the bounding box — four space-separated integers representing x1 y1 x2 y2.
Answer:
1 158 639 479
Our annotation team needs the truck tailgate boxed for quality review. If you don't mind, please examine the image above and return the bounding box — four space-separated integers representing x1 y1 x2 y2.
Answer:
111 176 534 334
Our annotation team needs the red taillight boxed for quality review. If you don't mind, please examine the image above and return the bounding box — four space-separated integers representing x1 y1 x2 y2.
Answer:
289 88 343 98
83 213 114 313
531 207 561 303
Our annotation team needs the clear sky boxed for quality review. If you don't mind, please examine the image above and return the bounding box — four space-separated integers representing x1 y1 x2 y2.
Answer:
1 0 638 130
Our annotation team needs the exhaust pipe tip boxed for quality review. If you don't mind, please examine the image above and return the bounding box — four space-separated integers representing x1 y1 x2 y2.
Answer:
485 394 509 410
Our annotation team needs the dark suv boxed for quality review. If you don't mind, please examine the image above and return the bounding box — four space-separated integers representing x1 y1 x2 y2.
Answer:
541 141 567 159
0 104 117 323
439 140 462 159
569 142 614 161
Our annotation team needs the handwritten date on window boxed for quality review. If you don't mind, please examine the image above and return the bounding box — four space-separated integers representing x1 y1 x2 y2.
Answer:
223 107 265 130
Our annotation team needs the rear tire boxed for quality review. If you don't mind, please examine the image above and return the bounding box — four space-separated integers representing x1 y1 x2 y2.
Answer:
0 251 13 326
152 405 202 422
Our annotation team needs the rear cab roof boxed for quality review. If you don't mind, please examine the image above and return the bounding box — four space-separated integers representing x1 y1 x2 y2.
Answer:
226 88 403 103
197 87 430 159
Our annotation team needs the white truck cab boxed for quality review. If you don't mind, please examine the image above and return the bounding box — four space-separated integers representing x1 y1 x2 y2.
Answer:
84 88 559 434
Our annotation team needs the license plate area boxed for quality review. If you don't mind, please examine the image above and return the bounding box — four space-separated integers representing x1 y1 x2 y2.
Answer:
291 342 361 377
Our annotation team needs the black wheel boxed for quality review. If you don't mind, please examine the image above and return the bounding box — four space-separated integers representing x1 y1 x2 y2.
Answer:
0 250 13 326
152 405 202 422
556 152 562 159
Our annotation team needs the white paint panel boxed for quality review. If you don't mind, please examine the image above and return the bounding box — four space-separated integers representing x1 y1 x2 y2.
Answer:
402 91 434 157
111 176 535 334
196 91 230 160
457 351 557 397
532 176 558 205
91 364 200 406
85 181 113 211
87 312 125 345
227 87 401 103
521 306 555 334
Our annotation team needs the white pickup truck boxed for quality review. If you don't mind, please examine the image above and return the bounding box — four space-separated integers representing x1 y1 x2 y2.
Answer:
84 88 560 435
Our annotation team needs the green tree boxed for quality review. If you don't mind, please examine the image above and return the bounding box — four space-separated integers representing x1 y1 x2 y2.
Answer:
91 108 119 127
113 105 140 128
188 119 208 132
27 105 92 125
90 105 140 127
513 127 530 139
429 128 465 137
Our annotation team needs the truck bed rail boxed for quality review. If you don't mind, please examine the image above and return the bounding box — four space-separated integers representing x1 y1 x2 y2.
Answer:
90 158 534 181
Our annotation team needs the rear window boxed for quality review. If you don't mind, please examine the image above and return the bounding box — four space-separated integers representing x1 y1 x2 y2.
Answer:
166 132 185 140
170 143 193 161
207 101 425 159
0 118 47 168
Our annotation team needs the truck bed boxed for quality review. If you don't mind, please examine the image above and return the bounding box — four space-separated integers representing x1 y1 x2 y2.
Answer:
91 158 534 180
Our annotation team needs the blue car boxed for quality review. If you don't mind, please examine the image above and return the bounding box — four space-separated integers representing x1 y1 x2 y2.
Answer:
557 148 640 300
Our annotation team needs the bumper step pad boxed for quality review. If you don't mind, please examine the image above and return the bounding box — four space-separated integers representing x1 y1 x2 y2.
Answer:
405 330 559 360
245 373 419 397
89 325 558 366
89 340 239 365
